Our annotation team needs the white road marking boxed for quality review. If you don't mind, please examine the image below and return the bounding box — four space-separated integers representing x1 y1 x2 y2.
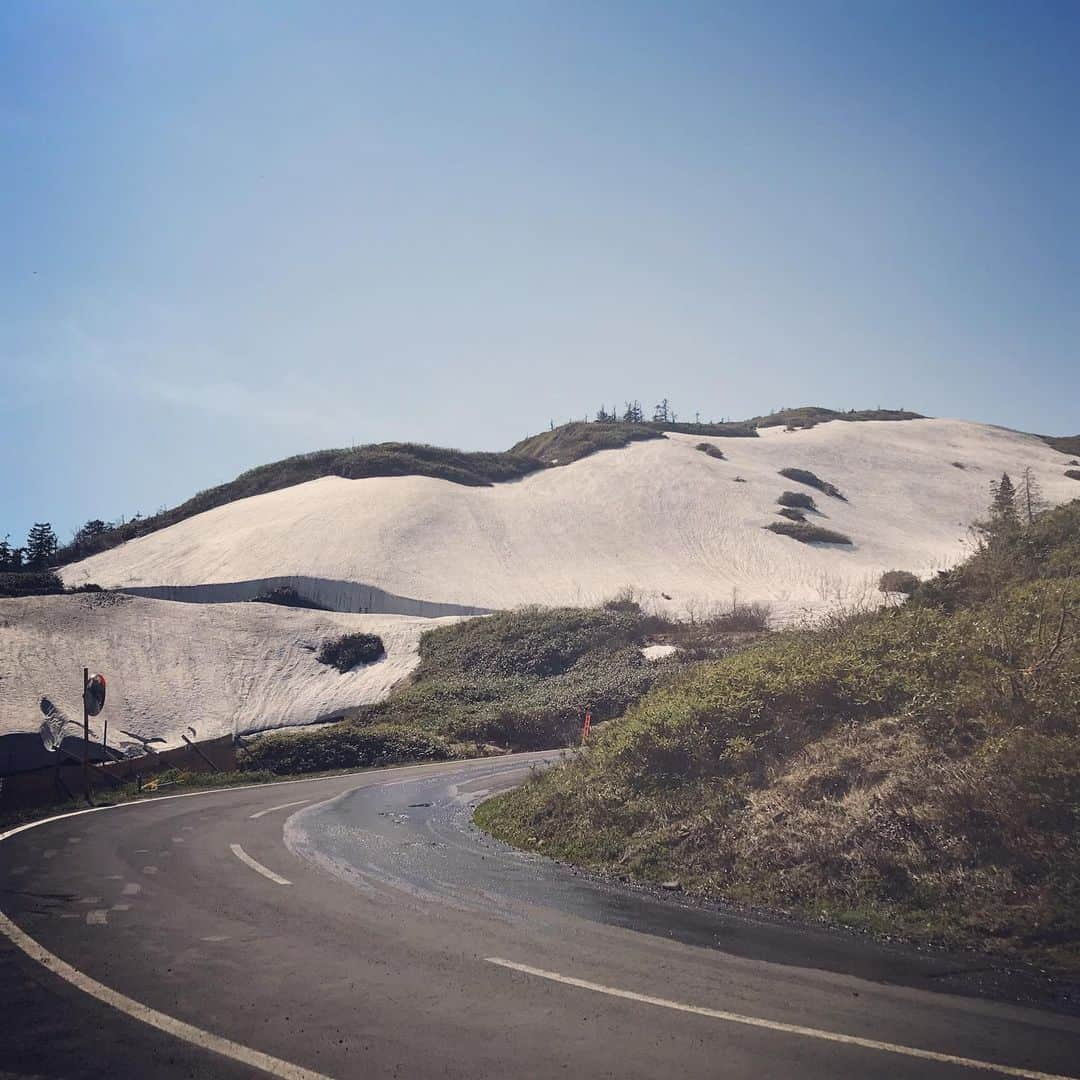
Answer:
77 896 103 905
122 883 141 896
485 958 1078 1080
249 799 310 820
0 910 334 1080
86 910 108 926
111 904 131 912
142 866 157 875
229 844 292 885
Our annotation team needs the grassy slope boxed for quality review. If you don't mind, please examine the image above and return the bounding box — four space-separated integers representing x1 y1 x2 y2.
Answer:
240 604 766 775
477 501 1080 971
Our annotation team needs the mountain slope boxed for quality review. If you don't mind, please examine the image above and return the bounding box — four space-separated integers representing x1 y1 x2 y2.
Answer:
62 418 1078 622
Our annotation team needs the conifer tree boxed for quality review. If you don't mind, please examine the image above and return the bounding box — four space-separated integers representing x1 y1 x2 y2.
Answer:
25 522 58 569
989 473 1019 531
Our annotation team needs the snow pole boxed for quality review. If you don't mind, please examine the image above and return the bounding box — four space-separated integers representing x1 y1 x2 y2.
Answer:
581 709 592 743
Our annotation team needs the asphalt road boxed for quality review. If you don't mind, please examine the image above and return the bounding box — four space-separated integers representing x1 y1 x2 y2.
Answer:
2 751 1079 1080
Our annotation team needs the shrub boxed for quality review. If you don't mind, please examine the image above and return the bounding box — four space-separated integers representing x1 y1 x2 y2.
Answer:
952 461 966 470
1066 470 1080 482
241 723 452 775
777 507 806 523
712 602 771 632
695 443 725 460
878 570 920 595
603 588 643 615
765 522 853 545
777 491 817 511
317 633 386 672
778 468 845 500
0 571 65 597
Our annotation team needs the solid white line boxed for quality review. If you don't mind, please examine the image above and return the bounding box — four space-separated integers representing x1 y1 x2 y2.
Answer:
229 843 292 885
249 799 310 820
0 911 333 1080
485 958 1077 1080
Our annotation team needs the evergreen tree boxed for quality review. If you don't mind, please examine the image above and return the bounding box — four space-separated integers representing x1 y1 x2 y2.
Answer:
0 535 13 571
1018 467 1047 526
622 400 644 424
25 522 58 569
989 473 1019 532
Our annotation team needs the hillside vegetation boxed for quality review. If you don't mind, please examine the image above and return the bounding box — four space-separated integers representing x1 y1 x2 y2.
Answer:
241 602 766 774
478 500 1080 971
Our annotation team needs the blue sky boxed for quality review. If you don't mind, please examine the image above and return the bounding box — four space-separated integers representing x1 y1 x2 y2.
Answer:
2 1 1077 544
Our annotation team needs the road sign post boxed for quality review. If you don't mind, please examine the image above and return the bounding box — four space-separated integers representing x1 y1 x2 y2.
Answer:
82 667 89 801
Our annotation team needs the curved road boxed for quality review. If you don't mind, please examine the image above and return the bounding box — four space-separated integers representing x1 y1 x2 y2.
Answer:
2 752 1079 1079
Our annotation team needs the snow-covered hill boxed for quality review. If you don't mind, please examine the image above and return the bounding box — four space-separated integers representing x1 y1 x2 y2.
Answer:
61 419 1078 622
0 593 458 745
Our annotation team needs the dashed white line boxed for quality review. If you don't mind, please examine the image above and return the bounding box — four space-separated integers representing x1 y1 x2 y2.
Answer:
0 911 334 1080
229 844 292 886
249 799 311 820
122 883 141 896
86 910 108 926
485 958 1078 1080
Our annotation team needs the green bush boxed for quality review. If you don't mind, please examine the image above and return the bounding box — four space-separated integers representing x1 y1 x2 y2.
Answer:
317 633 386 671
778 467 845 500
777 490 817 511
878 570 920 595
765 521 852 545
